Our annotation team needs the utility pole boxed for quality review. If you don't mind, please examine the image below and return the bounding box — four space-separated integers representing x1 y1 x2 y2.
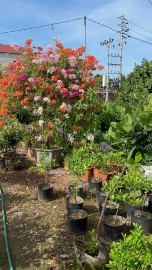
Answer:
117 15 129 89
100 38 113 101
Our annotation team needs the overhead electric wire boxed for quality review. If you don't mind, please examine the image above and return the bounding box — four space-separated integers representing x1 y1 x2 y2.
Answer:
86 17 118 32
148 0 152 5
129 28 152 41
126 34 152 46
0 17 83 35
126 19 152 35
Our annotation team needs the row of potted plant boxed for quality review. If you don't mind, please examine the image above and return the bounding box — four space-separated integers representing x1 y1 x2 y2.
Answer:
65 141 126 184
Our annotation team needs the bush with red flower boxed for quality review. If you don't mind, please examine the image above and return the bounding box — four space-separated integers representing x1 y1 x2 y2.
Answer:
0 37 104 148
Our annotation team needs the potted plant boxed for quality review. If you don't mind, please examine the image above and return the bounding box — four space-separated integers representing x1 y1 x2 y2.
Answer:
106 151 126 172
36 151 55 201
121 165 151 218
68 176 83 198
107 223 152 269
67 209 88 236
67 142 102 182
66 184 84 212
0 125 23 159
93 152 115 185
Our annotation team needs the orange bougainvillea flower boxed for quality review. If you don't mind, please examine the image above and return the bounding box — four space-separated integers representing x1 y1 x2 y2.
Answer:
8 114 13 119
25 38 33 46
0 121 4 126
97 65 104 70
72 125 78 131
36 77 44 83
13 91 23 97
48 121 54 128
80 84 86 90
48 131 53 136
82 77 87 83
59 106 67 113
37 46 43 51
51 100 57 105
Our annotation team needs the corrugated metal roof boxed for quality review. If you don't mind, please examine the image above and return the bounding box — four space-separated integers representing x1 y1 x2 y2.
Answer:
0 44 22 54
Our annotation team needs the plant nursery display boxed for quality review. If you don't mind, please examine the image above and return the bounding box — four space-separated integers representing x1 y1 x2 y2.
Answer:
0 38 104 150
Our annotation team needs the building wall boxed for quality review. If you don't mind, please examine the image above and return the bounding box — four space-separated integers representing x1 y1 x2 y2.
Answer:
0 53 20 66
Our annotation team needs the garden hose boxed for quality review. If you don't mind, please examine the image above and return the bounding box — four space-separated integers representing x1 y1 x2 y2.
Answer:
0 187 15 270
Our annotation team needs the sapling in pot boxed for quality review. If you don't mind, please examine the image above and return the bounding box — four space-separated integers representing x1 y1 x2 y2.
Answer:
86 229 100 256
37 151 55 201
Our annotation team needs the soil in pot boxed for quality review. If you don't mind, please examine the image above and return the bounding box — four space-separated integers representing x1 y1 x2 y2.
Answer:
99 201 119 216
89 177 102 193
131 210 152 235
38 183 53 201
65 195 84 211
68 184 83 198
103 215 126 242
67 209 88 235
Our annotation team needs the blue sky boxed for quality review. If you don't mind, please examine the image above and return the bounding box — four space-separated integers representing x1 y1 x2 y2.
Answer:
0 0 152 76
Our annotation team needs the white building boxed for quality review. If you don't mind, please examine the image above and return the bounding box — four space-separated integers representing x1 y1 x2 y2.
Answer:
0 44 22 66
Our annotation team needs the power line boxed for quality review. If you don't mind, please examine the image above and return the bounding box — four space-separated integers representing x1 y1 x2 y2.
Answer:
130 28 152 41
148 0 152 5
127 34 152 46
0 17 83 35
86 18 118 32
126 19 152 35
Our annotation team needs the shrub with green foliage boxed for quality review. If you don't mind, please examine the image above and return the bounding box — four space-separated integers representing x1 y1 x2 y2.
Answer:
107 224 152 270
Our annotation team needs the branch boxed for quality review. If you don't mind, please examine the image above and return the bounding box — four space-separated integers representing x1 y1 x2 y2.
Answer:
96 164 127 237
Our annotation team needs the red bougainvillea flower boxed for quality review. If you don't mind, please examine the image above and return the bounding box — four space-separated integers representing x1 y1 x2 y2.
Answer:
48 122 54 128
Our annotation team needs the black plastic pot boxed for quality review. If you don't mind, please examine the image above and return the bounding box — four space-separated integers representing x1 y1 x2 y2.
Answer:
89 177 102 193
103 215 126 242
125 203 142 218
67 209 88 235
68 185 83 198
65 195 84 211
38 183 53 201
99 201 119 216
131 210 152 235
96 191 108 205
148 196 152 213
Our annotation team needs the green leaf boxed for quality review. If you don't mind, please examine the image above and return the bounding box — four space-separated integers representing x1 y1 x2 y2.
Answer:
135 152 142 163
127 146 136 161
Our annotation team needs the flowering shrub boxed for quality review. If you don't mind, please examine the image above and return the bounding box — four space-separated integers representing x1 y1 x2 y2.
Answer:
0 38 104 148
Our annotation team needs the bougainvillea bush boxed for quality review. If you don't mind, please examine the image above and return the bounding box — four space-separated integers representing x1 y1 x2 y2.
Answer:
0 38 104 148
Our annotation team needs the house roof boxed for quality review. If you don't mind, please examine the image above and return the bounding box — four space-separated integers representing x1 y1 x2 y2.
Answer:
0 44 23 54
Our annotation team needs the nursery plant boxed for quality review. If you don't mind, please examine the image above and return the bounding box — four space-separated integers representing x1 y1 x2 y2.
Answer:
107 223 152 270
0 124 23 151
86 229 100 256
105 93 152 162
0 38 104 149
67 142 102 178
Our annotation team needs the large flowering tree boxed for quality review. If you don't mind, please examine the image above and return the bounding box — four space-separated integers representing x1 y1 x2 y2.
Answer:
0 38 104 147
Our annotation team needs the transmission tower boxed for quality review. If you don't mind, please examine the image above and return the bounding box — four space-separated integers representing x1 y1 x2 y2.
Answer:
117 15 129 89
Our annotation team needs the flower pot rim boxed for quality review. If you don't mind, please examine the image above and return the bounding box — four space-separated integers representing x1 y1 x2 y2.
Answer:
67 209 88 218
103 215 126 226
132 210 152 219
38 183 53 189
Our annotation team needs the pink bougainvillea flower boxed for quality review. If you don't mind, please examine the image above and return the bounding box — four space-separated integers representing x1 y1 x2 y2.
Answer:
34 96 40 102
28 77 36 85
17 84 22 89
72 91 79 97
17 74 26 80
11 43 21 51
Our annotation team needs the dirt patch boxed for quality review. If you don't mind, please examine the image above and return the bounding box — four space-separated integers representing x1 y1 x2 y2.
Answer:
0 166 105 270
